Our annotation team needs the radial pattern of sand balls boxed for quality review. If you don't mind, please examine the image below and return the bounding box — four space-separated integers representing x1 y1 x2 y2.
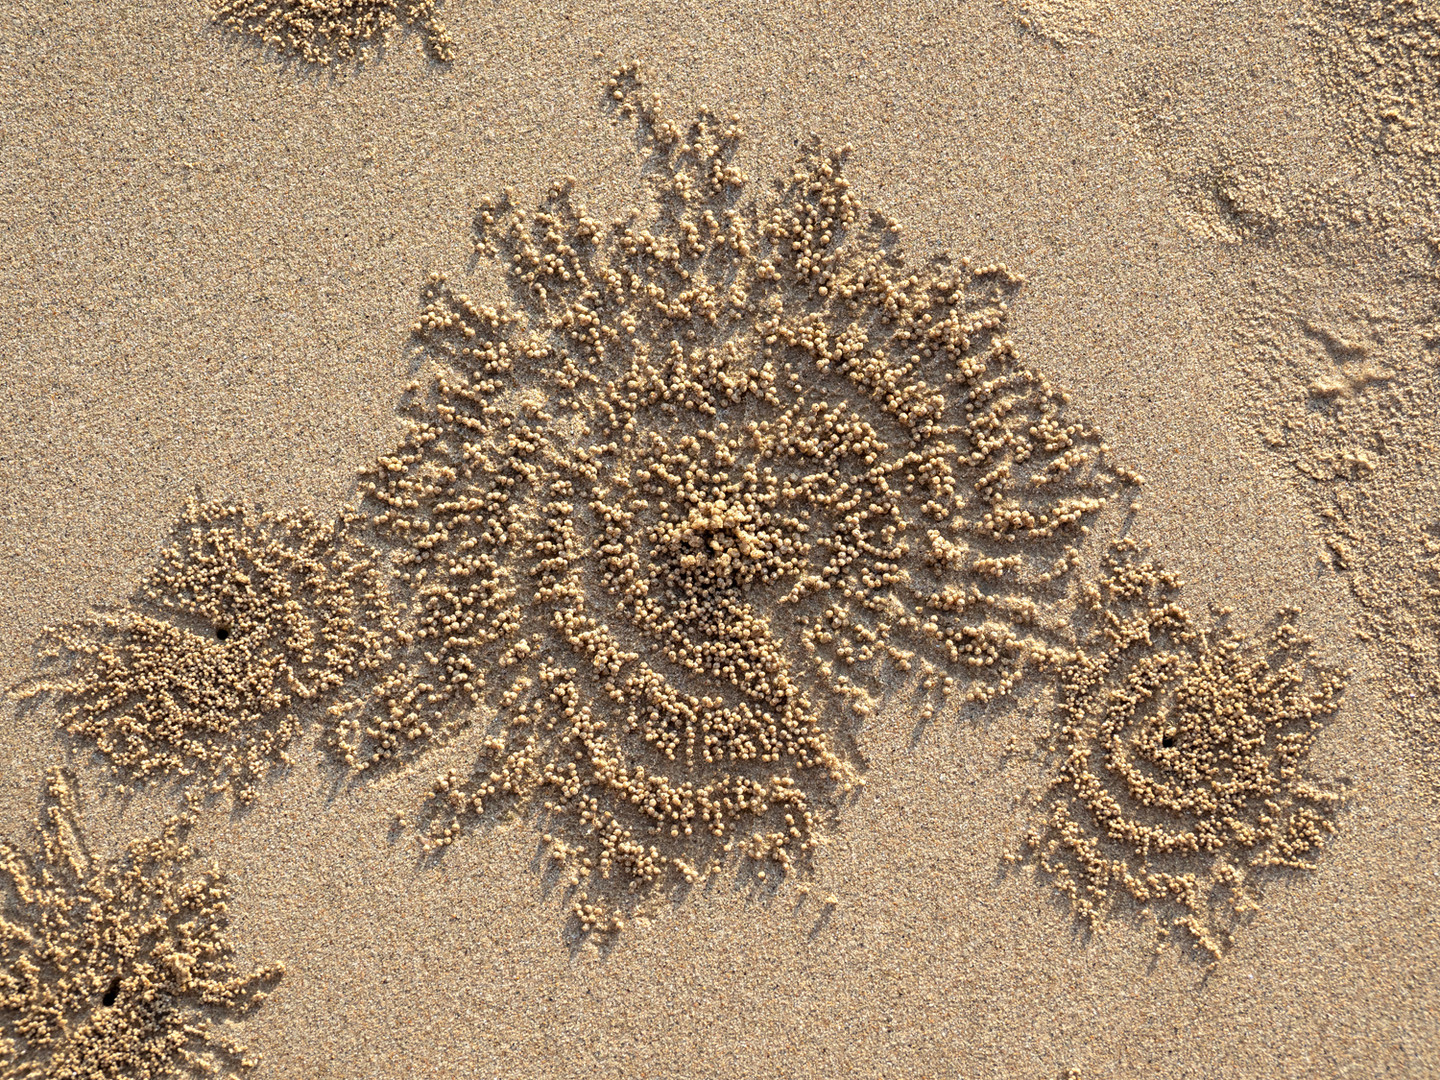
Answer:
0 61 1358 958
212 0 454 65
6 65 1354 947
0 770 282 1080
16 499 399 806
1022 540 1350 957
344 64 1139 927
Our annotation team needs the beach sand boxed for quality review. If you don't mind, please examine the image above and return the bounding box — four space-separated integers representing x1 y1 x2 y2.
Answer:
0 0 1436 1076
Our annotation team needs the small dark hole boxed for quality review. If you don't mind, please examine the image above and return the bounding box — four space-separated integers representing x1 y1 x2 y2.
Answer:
1161 735 1176 749
215 626 230 641
102 976 120 1007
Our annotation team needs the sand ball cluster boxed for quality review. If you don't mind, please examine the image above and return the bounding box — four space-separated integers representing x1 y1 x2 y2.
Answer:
0 770 281 1079
1 64 1356 952
212 0 454 65
349 64 1136 926
1022 540 1349 957
17 499 398 806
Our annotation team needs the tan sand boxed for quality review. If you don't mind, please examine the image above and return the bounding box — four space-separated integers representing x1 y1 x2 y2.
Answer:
0 0 1436 1076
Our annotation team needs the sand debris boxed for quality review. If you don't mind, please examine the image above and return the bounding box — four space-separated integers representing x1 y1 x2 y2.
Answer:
212 0 454 65
1021 541 1349 957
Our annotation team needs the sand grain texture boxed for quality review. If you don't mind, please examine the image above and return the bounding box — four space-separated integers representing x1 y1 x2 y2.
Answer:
1 0 1437 1077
